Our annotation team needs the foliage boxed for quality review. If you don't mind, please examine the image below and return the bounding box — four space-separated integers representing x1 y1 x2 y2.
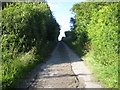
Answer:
63 2 119 88
62 31 76 46
87 3 119 66
83 52 118 88
2 2 60 89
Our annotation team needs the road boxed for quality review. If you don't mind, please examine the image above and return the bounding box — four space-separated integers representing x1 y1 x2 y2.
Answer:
17 42 102 88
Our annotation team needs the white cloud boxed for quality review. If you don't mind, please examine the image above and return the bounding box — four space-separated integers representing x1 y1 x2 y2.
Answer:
48 2 59 9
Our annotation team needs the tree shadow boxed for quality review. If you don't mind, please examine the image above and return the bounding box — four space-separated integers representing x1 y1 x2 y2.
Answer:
43 41 83 65
17 41 87 88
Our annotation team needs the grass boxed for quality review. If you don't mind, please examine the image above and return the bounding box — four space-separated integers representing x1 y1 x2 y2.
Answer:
2 41 55 90
2 47 43 90
0 64 2 90
82 51 118 88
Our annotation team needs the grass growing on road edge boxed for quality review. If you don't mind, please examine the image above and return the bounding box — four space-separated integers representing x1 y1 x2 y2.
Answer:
82 51 118 88
62 2 119 89
2 45 53 90
0 64 2 90
2 2 60 90
2 47 38 89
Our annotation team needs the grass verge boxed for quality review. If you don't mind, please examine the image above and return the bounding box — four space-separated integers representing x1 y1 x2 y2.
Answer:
82 52 118 88
2 45 53 90
2 47 38 89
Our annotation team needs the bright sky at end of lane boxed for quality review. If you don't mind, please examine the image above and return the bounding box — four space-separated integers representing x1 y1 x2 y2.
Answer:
47 0 85 41
47 0 85 2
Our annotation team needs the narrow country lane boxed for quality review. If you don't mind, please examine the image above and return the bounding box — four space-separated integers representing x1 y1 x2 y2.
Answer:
3 2 118 89
17 42 102 89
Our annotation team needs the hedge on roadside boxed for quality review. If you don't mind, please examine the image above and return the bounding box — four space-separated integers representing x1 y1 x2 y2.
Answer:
87 3 119 65
63 2 119 88
2 2 60 89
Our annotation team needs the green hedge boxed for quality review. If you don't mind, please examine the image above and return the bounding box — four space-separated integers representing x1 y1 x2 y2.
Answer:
63 2 119 88
87 3 118 65
2 2 60 89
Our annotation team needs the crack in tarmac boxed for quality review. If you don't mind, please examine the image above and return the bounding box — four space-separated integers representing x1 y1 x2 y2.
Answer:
18 42 82 88
17 42 102 89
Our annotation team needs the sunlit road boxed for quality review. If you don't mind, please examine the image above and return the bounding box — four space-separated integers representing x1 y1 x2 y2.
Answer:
18 42 102 88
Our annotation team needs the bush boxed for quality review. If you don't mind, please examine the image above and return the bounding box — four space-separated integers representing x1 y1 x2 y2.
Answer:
87 3 119 66
2 2 60 89
63 2 119 88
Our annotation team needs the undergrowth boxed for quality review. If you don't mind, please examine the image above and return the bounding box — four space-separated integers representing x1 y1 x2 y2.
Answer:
63 2 119 88
2 2 59 90
82 52 118 88
2 47 39 89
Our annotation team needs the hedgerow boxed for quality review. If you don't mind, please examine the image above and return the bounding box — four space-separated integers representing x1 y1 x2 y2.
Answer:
87 3 119 66
2 2 60 89
63 2 119 88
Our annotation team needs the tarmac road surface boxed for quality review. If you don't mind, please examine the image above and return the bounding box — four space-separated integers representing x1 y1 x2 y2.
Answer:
17 42 102 89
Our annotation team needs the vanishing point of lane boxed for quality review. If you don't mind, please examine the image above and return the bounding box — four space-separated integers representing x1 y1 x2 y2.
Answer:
18 42 82 88
18 42 102 88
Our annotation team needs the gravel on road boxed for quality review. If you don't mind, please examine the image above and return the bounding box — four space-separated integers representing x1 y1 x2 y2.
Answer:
17 42 102 89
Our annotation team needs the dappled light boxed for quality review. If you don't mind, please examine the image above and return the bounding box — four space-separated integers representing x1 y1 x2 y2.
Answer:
1 1 119 89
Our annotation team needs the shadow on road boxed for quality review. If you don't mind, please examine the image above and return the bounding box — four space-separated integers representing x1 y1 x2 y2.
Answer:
45 41 83 65
18 41 85 88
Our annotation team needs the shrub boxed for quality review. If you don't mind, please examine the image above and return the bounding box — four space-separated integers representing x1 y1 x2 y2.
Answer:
63 2 119 88
2 2 60 89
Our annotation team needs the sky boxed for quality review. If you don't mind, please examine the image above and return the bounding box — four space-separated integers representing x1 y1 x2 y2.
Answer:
47 0 85 41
